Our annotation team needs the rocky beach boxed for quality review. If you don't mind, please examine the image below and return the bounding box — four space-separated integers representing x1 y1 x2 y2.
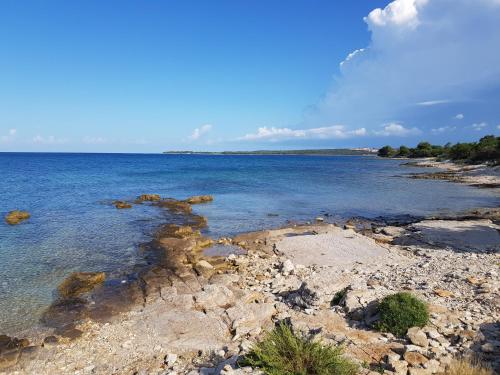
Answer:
1 183 499 375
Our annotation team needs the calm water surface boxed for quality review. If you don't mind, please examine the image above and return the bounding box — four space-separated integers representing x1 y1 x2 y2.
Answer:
0 153 498 334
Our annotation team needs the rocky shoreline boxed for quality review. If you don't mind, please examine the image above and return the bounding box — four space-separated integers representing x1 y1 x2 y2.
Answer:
402 159 500 190
1 195 499 374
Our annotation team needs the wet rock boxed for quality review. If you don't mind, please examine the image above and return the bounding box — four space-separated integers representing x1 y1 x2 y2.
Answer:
158 198 193 214
160 224 197 239
58 271 106 298
137 194 161 202
185 195 214 204
5 210 30 225
42 335 59 347
113 201 132 209
407 327 429 347
0 335 29 369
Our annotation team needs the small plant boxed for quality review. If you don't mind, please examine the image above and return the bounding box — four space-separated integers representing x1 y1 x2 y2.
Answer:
331 287 349 306
240 322 358 375
374 292 429 337
444 358 493 375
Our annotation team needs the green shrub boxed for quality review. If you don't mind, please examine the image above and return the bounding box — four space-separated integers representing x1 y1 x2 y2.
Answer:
378 145 397 157
240 322 358 375
374 292 429 337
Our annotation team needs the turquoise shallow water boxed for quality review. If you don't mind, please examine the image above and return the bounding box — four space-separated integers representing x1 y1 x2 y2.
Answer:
0 153 498 334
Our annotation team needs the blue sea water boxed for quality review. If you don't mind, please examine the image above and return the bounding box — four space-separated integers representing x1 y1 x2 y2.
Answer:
0 153 498 334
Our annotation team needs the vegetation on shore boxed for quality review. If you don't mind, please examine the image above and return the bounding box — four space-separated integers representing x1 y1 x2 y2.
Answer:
377 135 499 164
374 292 429 337
240 322 358 375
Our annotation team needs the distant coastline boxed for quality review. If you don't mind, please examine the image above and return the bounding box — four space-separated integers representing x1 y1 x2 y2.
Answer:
163 148 378 156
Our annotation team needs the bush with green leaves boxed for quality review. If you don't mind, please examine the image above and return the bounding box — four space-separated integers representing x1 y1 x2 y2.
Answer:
374 292 429 337
240 322 358 375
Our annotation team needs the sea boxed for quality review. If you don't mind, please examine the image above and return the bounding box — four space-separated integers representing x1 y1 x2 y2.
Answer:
1 152 498 334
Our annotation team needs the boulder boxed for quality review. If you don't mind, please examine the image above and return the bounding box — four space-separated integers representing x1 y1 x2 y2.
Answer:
5 210 30 225
407 327 429 347
185 195 214 204
58 272 106 298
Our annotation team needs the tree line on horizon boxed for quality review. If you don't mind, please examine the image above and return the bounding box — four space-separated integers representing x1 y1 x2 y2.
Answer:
377 134 500 164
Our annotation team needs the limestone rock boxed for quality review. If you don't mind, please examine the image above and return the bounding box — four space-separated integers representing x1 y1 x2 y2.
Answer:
226 303 276 337
280 259 294 275
407 327 429 347
404 351 428 366
194 284 234 310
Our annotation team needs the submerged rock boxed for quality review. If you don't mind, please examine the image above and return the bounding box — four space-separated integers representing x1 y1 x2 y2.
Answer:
5 210 30 225
0 335 30 369
113 201 132 209
58 272 106 298
158 198 193 214
137 194 161 202
185 195 213 204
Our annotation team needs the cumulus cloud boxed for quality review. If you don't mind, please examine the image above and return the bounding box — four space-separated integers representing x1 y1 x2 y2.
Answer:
309 0 500 135
32 135 67 144
455 113 464 120
239 125 367 141
471 122 487 131
189 124 212 140
374 122 421 136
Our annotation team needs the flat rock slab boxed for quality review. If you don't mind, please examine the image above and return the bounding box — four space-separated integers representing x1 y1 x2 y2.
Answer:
275 227 391 267
411 220 500 252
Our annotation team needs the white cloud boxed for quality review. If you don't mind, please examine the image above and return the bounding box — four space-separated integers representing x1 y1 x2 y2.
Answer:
189 124 212 140
32 135 67 144
431 126 456 133
340 48 365 67
455 113 464 120
374 122 422 136
239 125 367 141
82 136 107 144
416 100 451 106
309 0 500 135
1 128 17 143
365 0 428 29
471 122 487 131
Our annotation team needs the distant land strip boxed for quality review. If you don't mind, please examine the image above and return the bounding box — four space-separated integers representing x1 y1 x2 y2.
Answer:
163 148 378 156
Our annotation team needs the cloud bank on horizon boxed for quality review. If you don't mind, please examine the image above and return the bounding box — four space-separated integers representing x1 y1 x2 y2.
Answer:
241 0 500 146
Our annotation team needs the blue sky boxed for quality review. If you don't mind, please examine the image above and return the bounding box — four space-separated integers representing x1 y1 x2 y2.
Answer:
0 0 499 152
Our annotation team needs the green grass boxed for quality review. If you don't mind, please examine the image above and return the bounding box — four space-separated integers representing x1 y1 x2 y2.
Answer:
374 292 429 337
240 322 358 375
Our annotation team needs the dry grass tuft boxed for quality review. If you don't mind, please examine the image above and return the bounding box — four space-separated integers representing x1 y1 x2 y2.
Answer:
443 358 493 375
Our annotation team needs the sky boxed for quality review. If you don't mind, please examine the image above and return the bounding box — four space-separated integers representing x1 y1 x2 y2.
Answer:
0 0 499 152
